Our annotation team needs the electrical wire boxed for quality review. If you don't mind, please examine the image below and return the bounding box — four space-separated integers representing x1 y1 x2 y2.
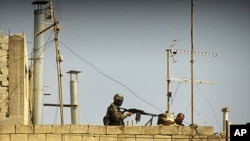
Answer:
171 81 181 106
196 84 222 131
61 73 90 124
59 41 163 113
54 0 63 22
0 39 54 69
194 109 207 124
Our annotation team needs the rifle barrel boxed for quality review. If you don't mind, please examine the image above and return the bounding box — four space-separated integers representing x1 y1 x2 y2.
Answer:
121 108 157 117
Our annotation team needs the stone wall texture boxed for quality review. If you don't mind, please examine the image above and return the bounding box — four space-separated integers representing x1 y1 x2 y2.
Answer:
0 125 227 141
0 32 30 125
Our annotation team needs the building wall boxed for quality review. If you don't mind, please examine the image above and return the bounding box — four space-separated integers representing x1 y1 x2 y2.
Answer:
0 32 9 121
0 32 30 125
0 125 226 141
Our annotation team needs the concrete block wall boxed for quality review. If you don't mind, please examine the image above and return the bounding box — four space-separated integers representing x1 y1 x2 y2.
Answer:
0 125 226 141
0 32 30 125
0 32 9 119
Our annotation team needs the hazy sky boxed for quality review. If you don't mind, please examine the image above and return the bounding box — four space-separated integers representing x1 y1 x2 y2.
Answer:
1 0 249 132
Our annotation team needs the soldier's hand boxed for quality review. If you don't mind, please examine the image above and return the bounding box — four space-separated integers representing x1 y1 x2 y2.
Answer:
126 112 133 117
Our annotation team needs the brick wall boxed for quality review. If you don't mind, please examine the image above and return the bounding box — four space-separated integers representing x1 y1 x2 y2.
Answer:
0 125 226 141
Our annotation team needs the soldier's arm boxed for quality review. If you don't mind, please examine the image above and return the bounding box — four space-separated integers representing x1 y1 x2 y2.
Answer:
112 107 127 120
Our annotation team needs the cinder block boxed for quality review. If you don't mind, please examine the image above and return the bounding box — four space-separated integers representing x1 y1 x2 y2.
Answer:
117 134 136 141
64 134 81 141
177 126 193 135
0 105 8 113
11 134 28 141
159 125 178 135
107 126 123 134
82 135 99 141
100 135 117 141
192 135 208 140
207 134 226 141
0 93 8 100
16 125 33 133
0 125 15 133
29 134 46 141
0 68 8 75
0 105 8 114
172 135 190 141
88 125 106 135
34 125 53 133
124 126 142 134
195 126 214 135
53 125 71 134
153 135 171 141
1 81 8 86
47 134 62 141
0 63 8 68
177 126 214 136
135 135 153 141
0 43 8 50
70 125 88 133
0 50 8 56
142 126 159 135
99 126 107 134
0 134 10 141
0 87 8 93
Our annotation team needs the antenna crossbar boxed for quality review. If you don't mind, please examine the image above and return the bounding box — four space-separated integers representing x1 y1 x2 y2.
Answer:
168 78 214 85
35 21 58 37
171 49 217 57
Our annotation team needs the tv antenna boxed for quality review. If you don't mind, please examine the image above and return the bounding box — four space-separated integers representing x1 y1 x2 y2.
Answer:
165 0 218 126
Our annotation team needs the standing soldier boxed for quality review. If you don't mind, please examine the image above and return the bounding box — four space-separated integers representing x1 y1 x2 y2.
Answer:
103 93 132 125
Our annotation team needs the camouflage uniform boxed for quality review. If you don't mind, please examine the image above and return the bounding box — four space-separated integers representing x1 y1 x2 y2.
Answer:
104 103 127 125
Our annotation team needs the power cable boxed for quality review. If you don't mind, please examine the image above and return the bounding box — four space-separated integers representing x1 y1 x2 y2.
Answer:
61 73 90 124
196 84 222 131
171 81 181 106
0 39 54 69
59 41 163 113
194 109 207 124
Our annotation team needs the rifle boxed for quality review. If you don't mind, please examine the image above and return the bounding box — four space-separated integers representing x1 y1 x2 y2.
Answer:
120 108 157 125
121 108 157 116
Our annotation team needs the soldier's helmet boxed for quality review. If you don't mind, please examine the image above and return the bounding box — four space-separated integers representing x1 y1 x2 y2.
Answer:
113 93 124 101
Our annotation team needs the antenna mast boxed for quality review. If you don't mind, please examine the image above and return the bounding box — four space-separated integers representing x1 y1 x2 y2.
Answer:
49 0 65 125
165 0 217 126
191 0 195 126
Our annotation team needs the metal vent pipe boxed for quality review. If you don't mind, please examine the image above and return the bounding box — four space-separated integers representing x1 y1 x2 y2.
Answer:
67 70 81 124
32 0 48 125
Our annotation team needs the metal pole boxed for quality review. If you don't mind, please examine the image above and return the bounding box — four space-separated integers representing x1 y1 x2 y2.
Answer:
166 49 171 114
222 107 230 132
46 0 65 125
32 0 48 125
190 0 195 125
67 70 81 124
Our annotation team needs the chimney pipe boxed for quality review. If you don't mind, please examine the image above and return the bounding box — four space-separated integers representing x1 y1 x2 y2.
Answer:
67 70 81 124
32 0 48 125
221 107 230 133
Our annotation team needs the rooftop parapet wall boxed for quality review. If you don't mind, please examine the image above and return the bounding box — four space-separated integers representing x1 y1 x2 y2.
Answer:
0 125 226 141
